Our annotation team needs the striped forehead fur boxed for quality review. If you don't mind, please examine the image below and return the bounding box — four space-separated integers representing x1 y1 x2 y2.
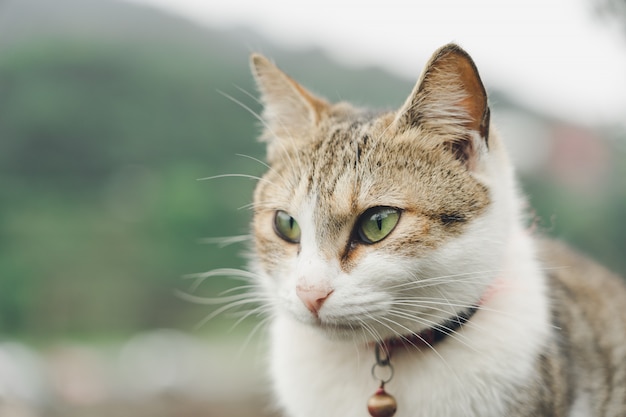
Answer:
253 106 490 269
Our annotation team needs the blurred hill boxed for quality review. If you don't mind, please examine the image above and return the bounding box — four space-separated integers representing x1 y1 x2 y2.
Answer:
0 0 625 344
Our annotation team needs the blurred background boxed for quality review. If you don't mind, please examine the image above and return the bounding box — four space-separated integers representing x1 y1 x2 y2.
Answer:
0 0 625 415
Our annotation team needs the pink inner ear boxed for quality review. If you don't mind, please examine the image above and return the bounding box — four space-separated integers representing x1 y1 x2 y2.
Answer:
394 44 490 142
288 77 330 125
439 51 489 138
458 64 487 128
251 52 330 130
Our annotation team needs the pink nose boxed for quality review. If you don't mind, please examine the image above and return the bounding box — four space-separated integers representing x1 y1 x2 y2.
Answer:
296 284 334 316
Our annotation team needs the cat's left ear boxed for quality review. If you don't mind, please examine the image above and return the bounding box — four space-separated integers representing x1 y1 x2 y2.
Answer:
250 54 329 146
395 44 491 168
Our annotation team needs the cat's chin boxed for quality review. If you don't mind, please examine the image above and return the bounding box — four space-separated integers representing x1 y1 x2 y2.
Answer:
313 322 365 342
303 317 401 344
292 316 369 342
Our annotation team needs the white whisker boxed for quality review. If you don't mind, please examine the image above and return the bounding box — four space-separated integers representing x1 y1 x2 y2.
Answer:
219 88 302 188
391 296 531 328
197 173 277 187
182 268 259 292
198 235 251 247
218 89 302 192
233 84 263 105
218 284 260 297
386 309 481 354
218 89 266 127
236 315 273 358
235 152 298 191
193 295 271 328
393 298 478 310
377 315 464 385
387 269 502 291
236 153 272 171
175 289 253 306
229 304 273 331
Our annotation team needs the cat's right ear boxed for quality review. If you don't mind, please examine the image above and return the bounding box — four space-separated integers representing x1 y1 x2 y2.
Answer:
250 54 329 151
393 44 490 170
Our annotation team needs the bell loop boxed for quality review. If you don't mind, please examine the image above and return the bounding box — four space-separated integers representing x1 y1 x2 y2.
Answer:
374 343 391 366
371 362 395 385
372 342 394 384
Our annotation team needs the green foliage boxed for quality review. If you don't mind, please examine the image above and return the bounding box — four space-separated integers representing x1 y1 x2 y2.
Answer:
0 39 262 340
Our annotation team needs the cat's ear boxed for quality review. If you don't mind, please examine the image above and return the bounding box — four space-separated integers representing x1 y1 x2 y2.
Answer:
250 54 329 143
395 44 490 168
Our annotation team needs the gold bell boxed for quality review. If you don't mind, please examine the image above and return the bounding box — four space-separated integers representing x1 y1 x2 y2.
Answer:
367 386 397 417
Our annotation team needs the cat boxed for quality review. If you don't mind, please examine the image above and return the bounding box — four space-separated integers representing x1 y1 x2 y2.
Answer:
244 44 626 417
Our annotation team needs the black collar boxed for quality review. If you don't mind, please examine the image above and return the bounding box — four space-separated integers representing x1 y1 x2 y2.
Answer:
381 306 479 353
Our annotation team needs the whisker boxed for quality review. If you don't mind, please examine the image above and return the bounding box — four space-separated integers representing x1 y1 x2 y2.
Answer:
393 298 478 309
235 152 300 192
435 284 455 317
236 153 272 171
174 289 253 306
238 200 287 211
222 89 302 183
218 88 303 190
359 316 384 344
393 264 569 292
372 314 438 359
387 269 502 290
236 315 273 358
218 89 266 126
197 173 277 187
377 315 464 385
229 304 273 331
233 84 263 105
197 235 251 247
386 308 481 354
221 86 311 211
182 268 259 292
391 297 535 329
218 284 260 297
365 313 416 348
193 296 271 328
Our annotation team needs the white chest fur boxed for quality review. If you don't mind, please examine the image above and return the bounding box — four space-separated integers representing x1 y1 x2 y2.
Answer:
268 231 551 417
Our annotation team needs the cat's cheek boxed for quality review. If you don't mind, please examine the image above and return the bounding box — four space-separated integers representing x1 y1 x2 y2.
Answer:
253 219 301 277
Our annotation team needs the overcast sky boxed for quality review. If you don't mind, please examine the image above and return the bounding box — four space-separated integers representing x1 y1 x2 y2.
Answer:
127 0 626 127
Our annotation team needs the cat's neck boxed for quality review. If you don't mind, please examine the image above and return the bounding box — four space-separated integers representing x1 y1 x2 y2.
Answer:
377 304 479 353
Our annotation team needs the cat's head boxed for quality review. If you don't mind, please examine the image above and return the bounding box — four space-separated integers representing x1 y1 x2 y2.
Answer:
249 44 518 342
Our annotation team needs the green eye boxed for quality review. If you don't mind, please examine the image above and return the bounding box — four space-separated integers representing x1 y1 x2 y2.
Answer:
274 210 301 243
357 207 400 244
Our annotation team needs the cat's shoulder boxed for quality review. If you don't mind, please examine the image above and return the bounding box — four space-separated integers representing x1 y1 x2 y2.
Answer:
536 237 623 286
535 236 626 320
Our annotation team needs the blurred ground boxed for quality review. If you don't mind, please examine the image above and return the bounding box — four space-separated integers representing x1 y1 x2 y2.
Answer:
0 331 279 417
